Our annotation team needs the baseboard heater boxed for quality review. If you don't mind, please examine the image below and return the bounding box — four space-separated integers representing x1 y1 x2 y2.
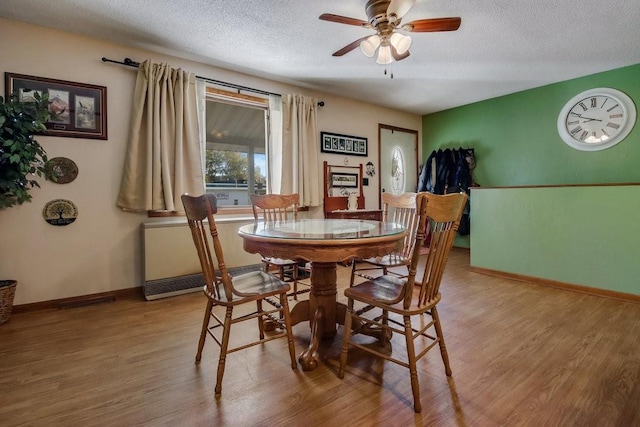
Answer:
143 264 263 301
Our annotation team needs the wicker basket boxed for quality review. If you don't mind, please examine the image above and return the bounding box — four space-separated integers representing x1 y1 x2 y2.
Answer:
0 280 17 325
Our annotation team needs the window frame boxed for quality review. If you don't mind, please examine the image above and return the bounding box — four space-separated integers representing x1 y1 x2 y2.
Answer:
204 87 270 214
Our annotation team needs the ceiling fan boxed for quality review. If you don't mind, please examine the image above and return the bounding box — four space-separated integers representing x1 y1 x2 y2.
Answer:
319 0 461 65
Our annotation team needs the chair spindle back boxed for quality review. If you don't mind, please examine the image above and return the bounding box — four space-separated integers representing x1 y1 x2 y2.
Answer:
403 192 468 309
181 193 234 302
381 192 418 259
249 193 299 222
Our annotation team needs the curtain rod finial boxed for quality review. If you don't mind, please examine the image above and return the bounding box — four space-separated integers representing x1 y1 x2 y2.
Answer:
318 101 325 107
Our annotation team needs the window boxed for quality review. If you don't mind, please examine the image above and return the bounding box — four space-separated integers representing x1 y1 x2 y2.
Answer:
390 146 405 195
204 88 269 207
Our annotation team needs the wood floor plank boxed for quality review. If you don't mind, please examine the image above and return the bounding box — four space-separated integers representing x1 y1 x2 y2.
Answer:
1 249 639 426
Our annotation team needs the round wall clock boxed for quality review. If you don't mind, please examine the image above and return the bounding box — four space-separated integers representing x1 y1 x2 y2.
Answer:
557 88 636 151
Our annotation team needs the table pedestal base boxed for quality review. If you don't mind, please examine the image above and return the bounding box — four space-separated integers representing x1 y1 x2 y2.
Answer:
289 262 348 371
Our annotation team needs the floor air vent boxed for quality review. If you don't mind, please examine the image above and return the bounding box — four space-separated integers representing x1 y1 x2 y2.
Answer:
143 264 263 300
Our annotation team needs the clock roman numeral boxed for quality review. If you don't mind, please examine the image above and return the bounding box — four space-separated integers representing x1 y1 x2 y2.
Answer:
601 129 609 137
590 97 597 108
570 126 583 135
610 113 623 119
579 102 588 111
607 103 619 112
607 122 620 129
580 131 589 141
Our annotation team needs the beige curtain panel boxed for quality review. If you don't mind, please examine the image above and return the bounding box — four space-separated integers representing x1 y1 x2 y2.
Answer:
117 60 203 212
281 94 321 207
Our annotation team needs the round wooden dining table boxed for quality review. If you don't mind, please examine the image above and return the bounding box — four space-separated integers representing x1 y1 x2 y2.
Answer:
238 218 406 371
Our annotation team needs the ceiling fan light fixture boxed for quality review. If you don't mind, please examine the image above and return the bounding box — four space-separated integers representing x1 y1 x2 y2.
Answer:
360 35 381 57
390 32 411 55
376 45 393 64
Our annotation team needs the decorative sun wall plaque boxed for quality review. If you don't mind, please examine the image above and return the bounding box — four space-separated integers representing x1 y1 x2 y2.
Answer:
42 199 78 226
46 157 78 184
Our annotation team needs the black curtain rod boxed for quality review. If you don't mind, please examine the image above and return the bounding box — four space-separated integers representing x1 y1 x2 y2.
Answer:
101 57 325 107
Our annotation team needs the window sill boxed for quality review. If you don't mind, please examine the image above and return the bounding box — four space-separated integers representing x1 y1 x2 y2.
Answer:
147 205 307 218
148 206 254 218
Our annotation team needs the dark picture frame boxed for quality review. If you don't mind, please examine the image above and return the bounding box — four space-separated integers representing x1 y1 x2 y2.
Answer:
331 172 359 188
5 72 107 140
321 131 367 157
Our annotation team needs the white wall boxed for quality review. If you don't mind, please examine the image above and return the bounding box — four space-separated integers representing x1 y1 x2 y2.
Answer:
0 18 421 305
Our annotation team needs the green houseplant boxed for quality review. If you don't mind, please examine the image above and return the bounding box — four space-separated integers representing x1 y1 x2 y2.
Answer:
0 90 51 324
0 90 52 208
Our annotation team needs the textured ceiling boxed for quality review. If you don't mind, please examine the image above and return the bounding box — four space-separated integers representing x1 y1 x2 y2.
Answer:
1 0 639 115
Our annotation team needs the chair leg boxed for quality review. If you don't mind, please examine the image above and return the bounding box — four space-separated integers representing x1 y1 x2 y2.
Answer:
338 300 355 379
403 315 422 413
196 300 214 362
349 260 357 287
380 309 390 348
215 306 234 395
292 264 299 301
280 295 298 370
431 307 452 376
257 299 264 340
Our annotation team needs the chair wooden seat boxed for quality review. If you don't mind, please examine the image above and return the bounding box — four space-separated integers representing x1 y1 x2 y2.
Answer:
261 257 298 267
339 192 467 413
344 275 441 316
204 270 290 305
181 193 297 396
358 253 410 268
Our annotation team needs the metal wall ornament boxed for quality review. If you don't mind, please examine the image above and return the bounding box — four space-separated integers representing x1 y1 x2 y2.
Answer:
43 199 78 226
46 157 78 184
365 161 375 176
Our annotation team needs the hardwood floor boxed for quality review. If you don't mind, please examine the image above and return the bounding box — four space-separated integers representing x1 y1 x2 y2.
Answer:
1 249 639 426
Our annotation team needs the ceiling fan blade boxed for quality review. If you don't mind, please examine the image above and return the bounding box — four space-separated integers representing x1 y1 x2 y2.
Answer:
401 17 461 32
391 44 411 61
332 36 370 56
387 0 415 19
319 13 369 27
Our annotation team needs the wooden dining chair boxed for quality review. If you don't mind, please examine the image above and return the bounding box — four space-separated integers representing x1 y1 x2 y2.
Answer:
181 193 297 395
349 192 418 286
249 193 310 300
338 191 468 413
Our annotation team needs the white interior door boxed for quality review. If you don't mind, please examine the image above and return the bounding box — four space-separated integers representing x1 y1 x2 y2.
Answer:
378 125 418 206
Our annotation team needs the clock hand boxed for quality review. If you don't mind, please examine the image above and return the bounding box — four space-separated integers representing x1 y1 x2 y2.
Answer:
569 112 602 122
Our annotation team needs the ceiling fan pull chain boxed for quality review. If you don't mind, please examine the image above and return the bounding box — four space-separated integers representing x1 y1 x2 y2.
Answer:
383 64 394 79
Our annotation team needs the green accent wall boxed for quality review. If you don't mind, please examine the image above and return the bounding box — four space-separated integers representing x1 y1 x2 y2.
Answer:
422 64 640 295
471 185 640 296
422 63 640 188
